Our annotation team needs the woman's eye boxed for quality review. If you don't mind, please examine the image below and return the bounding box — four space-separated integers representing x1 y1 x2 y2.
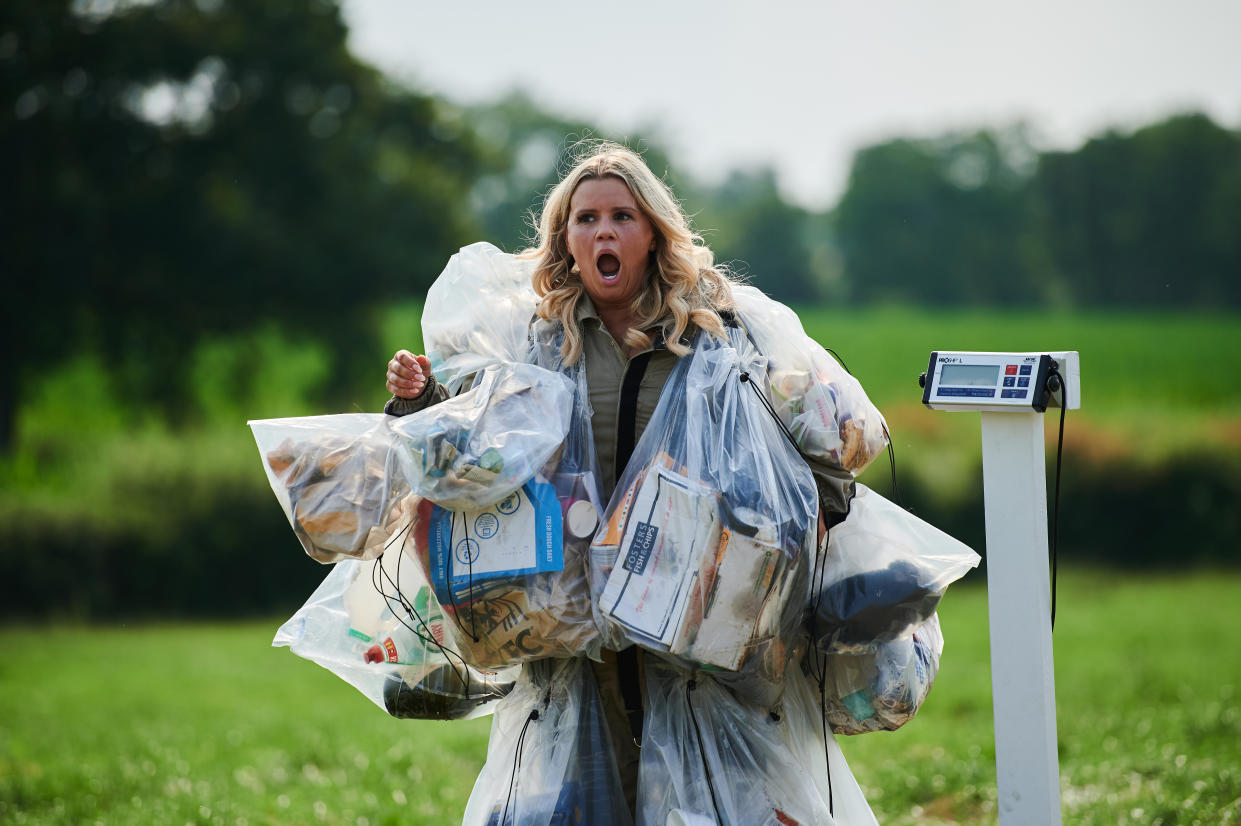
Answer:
616 211 632 221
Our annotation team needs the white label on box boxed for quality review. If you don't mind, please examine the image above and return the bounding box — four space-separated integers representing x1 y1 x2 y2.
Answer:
599 465 720 646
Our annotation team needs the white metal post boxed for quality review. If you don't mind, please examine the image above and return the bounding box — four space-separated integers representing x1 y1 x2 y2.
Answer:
979 412 1062 826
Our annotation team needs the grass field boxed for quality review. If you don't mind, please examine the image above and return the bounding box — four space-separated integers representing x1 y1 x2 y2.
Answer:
3 570 1238 825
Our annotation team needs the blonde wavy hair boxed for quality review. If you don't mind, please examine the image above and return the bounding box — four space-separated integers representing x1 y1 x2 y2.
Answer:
524 141 735 364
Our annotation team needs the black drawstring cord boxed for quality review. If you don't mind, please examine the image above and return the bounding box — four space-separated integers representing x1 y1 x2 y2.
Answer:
500 707 541 825
464 515 478 643
443 514 480 644
739 362 843 819
818 666 835 815
370 521 475 698
686 679 723 822
739 370 801 454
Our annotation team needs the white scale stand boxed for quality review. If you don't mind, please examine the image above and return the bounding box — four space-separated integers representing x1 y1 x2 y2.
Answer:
921 350 1081 826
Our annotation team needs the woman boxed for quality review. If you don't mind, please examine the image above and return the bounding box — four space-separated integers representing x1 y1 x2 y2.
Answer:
384 143 857 817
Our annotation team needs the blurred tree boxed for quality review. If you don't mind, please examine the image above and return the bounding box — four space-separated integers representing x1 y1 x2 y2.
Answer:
834 127 1041 306
1 0 481 446
463 92 683 254
693 168 826 303
1033 112 1241 308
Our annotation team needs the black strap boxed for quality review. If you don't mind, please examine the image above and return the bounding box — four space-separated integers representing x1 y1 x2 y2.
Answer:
615 350 654 743
615 351 653 486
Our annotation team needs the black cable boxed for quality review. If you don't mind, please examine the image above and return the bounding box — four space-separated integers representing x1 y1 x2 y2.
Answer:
685 679 723 822
1050 377 1066 631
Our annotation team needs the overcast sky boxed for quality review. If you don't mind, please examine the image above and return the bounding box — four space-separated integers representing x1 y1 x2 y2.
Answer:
342 0 1240 209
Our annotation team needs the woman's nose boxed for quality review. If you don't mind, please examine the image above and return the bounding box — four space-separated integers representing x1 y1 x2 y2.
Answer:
595 220 616 239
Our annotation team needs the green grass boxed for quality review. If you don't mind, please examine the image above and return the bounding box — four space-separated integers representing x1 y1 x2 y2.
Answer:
3 570 1238 825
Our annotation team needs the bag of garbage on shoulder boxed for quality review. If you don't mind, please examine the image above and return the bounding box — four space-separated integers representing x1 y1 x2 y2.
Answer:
422 242 539 395
820 613 944 735
590 326 817 689
250 413 410 564
462 658 633 826
730 285 888 476
811 484 979 656
636 656 878 826
273 541 517 721
394 355 603 669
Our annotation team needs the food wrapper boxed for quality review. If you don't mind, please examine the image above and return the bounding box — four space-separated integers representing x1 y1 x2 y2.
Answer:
250 414 410 563
823 614 944 734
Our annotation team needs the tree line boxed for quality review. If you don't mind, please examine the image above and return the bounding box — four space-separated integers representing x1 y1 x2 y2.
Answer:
5 0 1240 446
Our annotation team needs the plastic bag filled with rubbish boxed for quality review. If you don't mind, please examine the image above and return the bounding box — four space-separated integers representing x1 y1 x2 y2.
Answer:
391 361 575 512
462 659 633 826
591 326 817 686
821 614 944 735
273 541 517 720
250 413 410 564
811 485 979 655
636 658 878 826
776 665 882 826
731 285 888 476
422 242 539 395
399 342 603 669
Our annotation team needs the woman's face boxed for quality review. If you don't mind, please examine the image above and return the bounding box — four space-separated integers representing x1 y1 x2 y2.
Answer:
564 176 656 314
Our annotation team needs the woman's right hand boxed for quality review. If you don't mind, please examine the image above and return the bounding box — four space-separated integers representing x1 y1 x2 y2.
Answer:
386 350 434 399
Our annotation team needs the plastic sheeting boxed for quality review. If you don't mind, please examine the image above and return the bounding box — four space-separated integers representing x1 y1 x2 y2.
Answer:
637 658 879 826
422 242 539 395
812 485 980 655
591 326 817 686
273 546 516 720
462 659 633 826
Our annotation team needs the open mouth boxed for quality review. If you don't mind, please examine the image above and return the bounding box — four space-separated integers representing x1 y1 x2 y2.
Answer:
597 253 620 280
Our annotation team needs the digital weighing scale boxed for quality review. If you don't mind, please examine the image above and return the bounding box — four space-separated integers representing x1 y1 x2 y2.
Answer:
920 350 1080 826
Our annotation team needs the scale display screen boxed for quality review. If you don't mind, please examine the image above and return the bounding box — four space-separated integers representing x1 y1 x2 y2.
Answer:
922 351 1057 412
940 363 1001 388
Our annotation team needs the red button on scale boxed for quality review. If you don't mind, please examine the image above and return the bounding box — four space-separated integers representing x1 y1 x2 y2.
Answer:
1005 364 1018 376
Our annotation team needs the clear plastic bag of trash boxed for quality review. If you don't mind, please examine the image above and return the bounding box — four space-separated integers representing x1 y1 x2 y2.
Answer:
731 285 888 476
250 413 410 564
591 325 817 686
811 485 979 655
637 657 878 826
391 361 575 512
821 613 944 735
462 658 633 826
398 342 603 669
273 541 517 720
422 242 539 395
